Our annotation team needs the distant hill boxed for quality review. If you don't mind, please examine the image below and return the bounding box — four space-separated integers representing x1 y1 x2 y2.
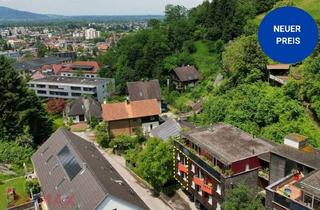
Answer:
0 6 52 21
0 6 163 23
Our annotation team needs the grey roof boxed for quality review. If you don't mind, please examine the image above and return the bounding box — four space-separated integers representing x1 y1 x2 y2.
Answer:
32 128 148 210
271 144 320 170
150 119 181 141
29 76 110 86
295 170 320 198
66 97 102 119
182 123 275 165
173 66 200 82
127 80 161 101
15 56 72 71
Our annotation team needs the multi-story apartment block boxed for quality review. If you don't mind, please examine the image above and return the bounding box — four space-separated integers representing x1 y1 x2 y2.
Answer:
85 28 101 40
173 123 275 210
266 134 320 210
28 76 115 102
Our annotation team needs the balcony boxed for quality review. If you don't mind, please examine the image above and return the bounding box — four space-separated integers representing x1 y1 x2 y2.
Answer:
193 176 203 186
193 176 214 195
174 140 222 181
178 162 188 174
268 174 312 210
201 183 214 195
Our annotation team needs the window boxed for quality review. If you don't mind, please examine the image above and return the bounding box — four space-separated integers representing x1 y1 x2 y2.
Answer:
176 153 180 161
48 85 59 89
71 93 81 97
191 164 195 173
71 86 81 91
37 90 47 94
208 195 213 205
36 84 45 88
216 184 221 195
191 181 195 189
29 84 34 87
57 146 82 180
83 87 93 91
55 177 66 190
245 164 250 171
46 155 53 164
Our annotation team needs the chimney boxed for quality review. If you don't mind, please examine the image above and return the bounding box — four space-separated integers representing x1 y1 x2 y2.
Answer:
284 134 308 150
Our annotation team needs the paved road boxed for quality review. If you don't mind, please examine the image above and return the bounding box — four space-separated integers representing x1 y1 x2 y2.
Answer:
74 131 173 210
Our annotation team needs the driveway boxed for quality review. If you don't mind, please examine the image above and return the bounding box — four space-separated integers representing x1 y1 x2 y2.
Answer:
73 131 173 210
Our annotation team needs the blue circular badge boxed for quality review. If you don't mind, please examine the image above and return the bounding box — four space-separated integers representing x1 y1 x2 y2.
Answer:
258 6 318 64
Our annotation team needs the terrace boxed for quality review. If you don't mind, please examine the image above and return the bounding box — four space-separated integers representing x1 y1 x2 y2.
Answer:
268 173 313 210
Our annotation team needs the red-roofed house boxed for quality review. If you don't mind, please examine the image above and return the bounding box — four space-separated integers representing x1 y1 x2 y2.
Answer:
101 99 160 136
60 61 101 78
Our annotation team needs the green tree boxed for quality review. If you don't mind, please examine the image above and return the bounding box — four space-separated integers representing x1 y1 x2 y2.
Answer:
222 183 264 210
135 138 174 192
222 35 268 85
95 122 110 148
36 41 48 58
0 56 52 145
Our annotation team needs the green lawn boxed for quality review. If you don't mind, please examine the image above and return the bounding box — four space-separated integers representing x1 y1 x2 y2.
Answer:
0 177 30 209
192 40 219 78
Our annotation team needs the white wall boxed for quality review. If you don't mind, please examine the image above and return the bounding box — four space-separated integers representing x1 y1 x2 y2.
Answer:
96 195 145 210
142 121 159 134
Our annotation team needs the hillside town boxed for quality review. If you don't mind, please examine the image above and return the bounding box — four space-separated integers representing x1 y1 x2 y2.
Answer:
0 1 320 210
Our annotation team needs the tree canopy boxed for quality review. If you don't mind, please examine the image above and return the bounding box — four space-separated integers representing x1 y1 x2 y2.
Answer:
0 56 52 145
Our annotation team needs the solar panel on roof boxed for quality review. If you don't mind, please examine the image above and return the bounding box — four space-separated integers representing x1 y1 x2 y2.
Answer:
57 146 82 180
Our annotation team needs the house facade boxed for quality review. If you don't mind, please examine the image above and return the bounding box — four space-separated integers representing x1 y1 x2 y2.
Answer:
127 79 163 112
64 97 102 123
171 65 200 90
101 99 160 136
173 123 275 210
28 76 115 102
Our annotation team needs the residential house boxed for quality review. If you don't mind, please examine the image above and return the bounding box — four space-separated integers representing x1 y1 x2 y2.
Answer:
101 99 160 136
32 128 148 210
60 61 101 78
173 123 275 210
28 76 115 102
15 56 72 76
127 79 162 111
64 97 102 123
265 134 320 210
267 64 290 86
171 66 200 90
150 118 181 141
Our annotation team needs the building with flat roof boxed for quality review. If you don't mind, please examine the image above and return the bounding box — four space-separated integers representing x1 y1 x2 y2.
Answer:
28 76 115 102
32 128 148 210
265 134 320 210
174 123 275 210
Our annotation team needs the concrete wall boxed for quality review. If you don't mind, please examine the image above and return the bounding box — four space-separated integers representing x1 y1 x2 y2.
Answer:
270 154 286 184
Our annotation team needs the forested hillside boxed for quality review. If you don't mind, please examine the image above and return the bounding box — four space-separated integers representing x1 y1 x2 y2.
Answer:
97 0 320 147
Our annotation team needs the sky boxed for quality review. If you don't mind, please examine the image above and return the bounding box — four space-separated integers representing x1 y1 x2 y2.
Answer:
0 0 205 16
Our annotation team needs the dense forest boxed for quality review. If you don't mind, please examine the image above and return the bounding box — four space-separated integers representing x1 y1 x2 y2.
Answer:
97 0 320 147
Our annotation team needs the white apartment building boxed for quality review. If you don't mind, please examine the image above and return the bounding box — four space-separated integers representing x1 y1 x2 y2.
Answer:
28 76 115 102
85 28 101 40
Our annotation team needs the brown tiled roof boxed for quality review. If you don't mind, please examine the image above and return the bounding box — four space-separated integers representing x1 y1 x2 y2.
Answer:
31 128 148 210
173 66 200 82
127 79 161 101
102 99 160 121
60 61 100 73
266 64 290 70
